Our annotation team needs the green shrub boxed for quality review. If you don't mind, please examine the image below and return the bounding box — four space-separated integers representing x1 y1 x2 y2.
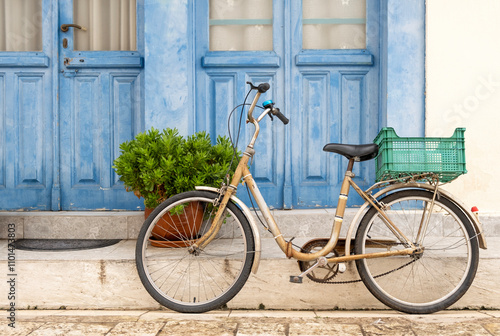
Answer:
113 128 240 209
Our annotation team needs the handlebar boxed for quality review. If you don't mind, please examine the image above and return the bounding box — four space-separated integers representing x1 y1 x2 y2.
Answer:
273 107 289 125
247 81 270 93
262 100 289 125
247 82 289 125
258 83 270 93
245 82 289 149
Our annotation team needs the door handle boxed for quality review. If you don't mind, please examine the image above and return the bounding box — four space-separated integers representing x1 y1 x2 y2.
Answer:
61 24 87 32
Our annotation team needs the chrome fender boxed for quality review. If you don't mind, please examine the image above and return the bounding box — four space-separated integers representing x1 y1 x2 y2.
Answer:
344 183 487 257
195 186 261 274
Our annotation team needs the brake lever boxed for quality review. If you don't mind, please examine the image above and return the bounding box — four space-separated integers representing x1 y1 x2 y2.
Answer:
246 81 258 90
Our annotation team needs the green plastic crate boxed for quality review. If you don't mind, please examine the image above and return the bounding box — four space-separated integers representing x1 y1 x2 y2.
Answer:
374 127 467 183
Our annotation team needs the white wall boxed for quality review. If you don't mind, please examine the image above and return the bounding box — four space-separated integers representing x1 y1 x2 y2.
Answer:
426 0 500 212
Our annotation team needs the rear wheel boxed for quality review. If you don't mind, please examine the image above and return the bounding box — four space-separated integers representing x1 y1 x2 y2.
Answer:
355 189 479 314
136 190 255 313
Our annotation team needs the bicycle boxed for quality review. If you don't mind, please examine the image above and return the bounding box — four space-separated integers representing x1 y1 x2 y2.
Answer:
136 82 487 314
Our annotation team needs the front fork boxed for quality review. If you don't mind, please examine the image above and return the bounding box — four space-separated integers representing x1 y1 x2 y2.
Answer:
188 149 252 253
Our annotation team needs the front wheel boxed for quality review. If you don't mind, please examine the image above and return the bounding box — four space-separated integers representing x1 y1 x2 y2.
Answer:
136 190 255 313
354 189 479 314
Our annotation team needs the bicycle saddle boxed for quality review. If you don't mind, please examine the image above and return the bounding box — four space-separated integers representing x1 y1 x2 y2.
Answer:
323 143 379 161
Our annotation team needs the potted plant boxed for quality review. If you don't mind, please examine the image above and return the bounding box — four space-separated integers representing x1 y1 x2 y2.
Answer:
113 127 240 244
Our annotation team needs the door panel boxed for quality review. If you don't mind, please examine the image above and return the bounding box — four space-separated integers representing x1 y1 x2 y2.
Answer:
69 73 100 187
301 73 330 182
0 69 53 210
111 73 142 188
17 74 45 188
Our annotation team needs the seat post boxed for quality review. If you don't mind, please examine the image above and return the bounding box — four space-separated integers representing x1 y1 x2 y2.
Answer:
346 157 355 173
333 158 355 227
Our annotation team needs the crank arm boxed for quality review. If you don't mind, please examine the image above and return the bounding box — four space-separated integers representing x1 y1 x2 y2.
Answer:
290 257 327 283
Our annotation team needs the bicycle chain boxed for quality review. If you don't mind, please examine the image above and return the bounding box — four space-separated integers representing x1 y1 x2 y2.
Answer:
299 239 418 285
312 258 417 284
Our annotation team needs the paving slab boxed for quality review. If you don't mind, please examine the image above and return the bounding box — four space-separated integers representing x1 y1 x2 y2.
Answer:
107 321 164 336
288 322 363 336
313 316 412 328
236 321 287 336
159 320 237 336
402 310 490 324
483 323 500 336
0 321 43 336
362 322 415 336
411 322 492 336
18 309 145 323
49 311 145 323
28 322 114 336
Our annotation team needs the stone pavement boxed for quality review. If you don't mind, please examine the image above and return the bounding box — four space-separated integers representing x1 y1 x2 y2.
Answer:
3 309 500 336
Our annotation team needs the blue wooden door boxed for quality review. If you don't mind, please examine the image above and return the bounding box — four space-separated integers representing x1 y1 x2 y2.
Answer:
0 0 144 210
196 0 286 209
58 0 144 210
289 0 380 208
196 0 379 209
0 0 54 210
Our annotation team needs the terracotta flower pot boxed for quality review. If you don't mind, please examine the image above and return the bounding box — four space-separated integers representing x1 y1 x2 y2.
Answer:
145 201 204 242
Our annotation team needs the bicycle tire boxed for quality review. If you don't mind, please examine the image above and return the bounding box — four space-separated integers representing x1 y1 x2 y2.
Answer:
354 189 479 314
136 190 255 313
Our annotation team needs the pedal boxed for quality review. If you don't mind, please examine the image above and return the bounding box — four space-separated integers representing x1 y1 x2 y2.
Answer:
338 263 346 273
290 256 327 284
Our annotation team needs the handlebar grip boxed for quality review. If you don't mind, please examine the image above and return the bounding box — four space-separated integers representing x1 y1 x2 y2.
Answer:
258 83 270 93
274 108 289 125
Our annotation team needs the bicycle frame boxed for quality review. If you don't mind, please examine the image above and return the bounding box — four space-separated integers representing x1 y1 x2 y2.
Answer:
138 84 486 315
191 90 422 263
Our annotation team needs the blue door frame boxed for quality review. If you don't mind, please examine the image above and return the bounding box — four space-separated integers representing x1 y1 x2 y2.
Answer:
0 0 145 210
